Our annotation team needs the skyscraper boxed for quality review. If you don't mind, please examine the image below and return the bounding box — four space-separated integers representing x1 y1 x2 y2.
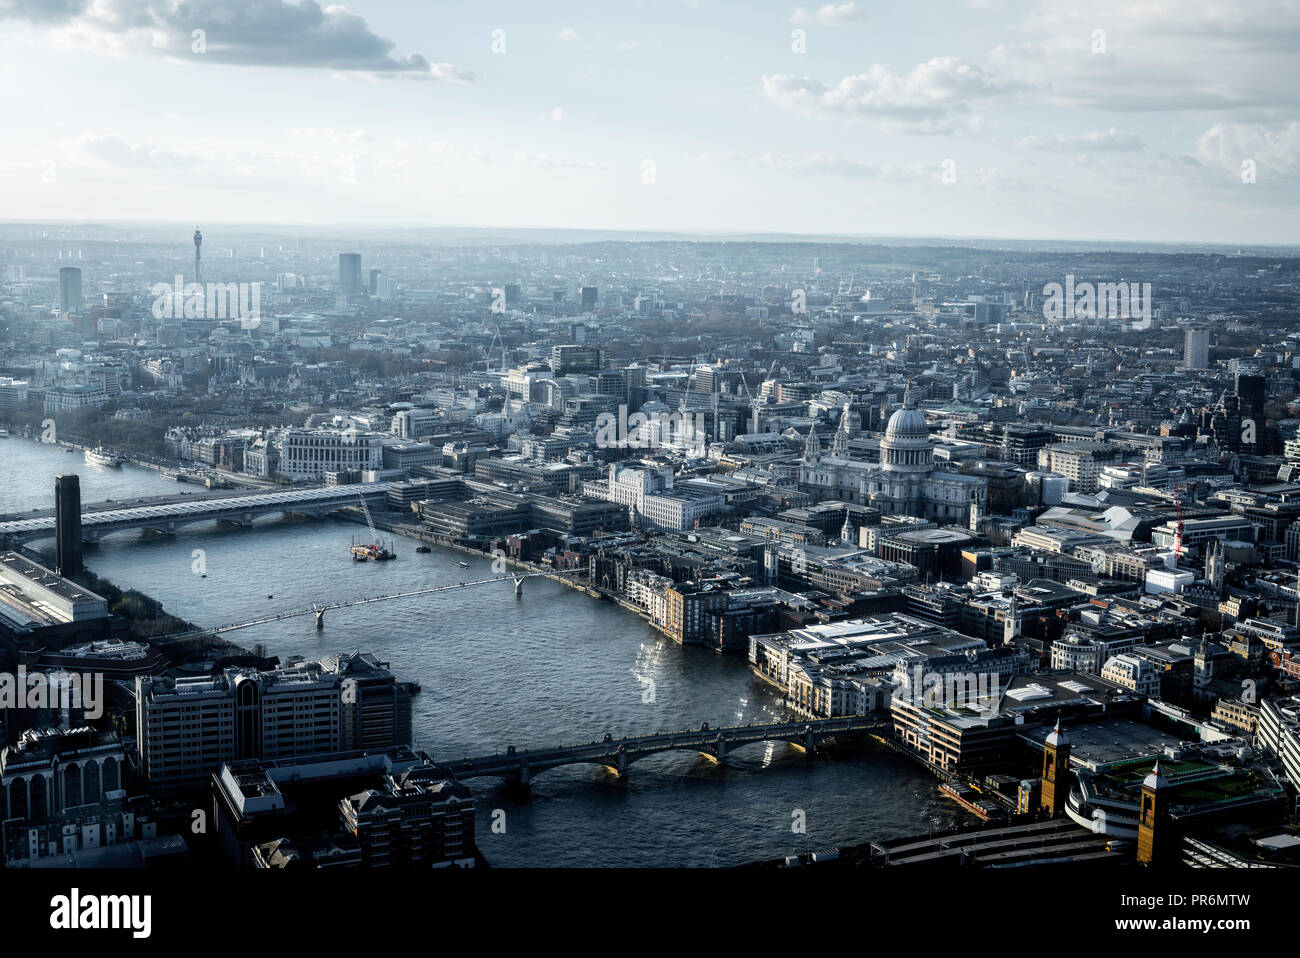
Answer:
54 474 81 578
1182 327 1209 369
194 227 203 285
1235 372 1267 421
339 253 362 297
58 267 82 314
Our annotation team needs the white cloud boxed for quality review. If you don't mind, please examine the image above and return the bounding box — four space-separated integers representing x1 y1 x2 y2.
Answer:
990 0 1300 113
1015 128 1146 152
1194 121 1300 177
763 58 1014 133
513 153 602 170
790 3 863 25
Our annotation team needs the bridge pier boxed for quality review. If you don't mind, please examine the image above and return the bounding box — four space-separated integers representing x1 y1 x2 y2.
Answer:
513 576 525 598
314 608 325 630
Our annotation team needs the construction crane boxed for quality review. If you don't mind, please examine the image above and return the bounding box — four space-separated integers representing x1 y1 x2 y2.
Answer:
1172 476 1186 563
351 493 394 561
739 370 760 434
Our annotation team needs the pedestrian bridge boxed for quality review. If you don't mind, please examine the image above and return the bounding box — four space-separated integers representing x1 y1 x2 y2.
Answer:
0 482 389 543
443 714 888 783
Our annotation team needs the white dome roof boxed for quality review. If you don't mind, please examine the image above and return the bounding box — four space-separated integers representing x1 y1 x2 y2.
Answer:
885 406 929 442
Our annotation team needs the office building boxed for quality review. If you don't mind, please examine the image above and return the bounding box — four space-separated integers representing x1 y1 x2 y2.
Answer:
58 267 83 314
136 653 411 788
339 253 362 297
1183 327 1209 369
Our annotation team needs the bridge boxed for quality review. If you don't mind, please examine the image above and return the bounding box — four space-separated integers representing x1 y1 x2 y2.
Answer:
0 482 389 544
442 715 889 783
154 571 579 641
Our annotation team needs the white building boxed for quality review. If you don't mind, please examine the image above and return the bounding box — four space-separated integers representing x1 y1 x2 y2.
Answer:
278 428 384 480
582 463 725 532
1101 653 1161 699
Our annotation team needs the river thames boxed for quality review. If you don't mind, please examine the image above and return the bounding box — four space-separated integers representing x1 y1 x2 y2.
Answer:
0 437 968 866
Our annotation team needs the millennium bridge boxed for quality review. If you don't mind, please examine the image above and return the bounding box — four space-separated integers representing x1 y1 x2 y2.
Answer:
443 714 890 783
0 482 388 543
154 570 583 641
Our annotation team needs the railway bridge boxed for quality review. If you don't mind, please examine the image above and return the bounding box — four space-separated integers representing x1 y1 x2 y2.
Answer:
0 483 389 544
443 714 889 783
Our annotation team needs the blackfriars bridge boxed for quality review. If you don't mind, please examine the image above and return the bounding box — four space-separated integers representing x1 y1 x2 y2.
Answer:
0 482 389 544
442 714 890 783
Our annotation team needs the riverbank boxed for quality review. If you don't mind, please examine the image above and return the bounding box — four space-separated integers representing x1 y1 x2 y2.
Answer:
14 541 259 666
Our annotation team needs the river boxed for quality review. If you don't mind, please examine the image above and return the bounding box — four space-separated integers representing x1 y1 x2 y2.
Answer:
0 437 967 866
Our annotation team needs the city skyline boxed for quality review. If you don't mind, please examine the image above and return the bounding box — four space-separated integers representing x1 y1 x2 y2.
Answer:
0 0 1297 243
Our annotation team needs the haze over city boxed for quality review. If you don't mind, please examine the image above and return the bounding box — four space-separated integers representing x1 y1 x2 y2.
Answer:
0 0 1297 243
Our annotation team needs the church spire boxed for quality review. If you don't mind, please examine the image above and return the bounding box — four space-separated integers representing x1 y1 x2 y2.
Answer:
832 405 851 458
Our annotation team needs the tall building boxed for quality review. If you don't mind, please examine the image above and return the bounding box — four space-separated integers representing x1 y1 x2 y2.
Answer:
54 474 81 578
193 227 203 284
1182 327 1209 369
1235 372 1267 422
339 253 362 297
1038 718 1071 816
367 268 381 295
58 267 83 314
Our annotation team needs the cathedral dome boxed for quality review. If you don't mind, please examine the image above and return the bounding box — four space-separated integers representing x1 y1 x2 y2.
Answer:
884 405 929 442
880 384 933 473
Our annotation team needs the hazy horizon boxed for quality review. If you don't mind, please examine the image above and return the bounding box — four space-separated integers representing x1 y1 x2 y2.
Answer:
1 0 1297 244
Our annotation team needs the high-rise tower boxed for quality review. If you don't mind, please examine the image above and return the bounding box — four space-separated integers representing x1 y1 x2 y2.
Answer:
339 253 362 298
58 267 83 314
194 228 203 285
54 474 82 578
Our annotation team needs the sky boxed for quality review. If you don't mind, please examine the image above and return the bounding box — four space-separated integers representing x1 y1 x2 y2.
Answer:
0 0 1297 244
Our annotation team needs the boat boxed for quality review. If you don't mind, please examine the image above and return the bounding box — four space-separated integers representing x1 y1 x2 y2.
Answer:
85 447 124 467
0 429 9 438
349 494 396 561
160 469 183 481
415 545 431 554
458 560 470 569
351 541 396 561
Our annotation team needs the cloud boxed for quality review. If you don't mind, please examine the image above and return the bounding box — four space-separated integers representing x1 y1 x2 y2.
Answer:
5 0 471 78
1194 121 1300 178
1015 128 1146 152
990 0 1300 113
513 153 602 170
556 27 580 42
63 132 199 169
762 58 1015 132
790 3 863 24
549 107 568 121
757 152 925 180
